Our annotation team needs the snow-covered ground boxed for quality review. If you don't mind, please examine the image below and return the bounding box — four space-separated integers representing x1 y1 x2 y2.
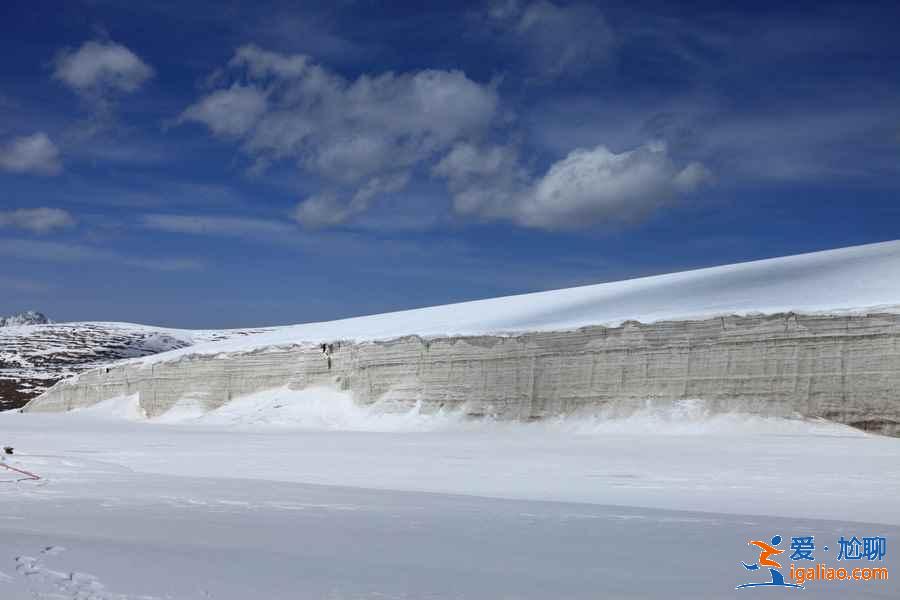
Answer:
1 390 898 598
121 239 900 367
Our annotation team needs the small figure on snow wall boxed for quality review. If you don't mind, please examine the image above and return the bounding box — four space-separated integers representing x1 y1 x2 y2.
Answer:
321 343 335 370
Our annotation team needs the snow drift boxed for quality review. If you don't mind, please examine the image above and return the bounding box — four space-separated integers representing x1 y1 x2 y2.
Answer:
74 385 866 439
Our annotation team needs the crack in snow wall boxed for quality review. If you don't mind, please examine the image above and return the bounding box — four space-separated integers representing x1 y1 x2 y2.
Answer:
23 313 900 435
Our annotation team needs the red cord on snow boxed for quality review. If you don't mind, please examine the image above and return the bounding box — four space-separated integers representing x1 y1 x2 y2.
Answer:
0 462 41 481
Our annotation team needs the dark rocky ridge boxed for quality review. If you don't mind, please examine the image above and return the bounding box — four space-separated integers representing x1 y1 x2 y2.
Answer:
0 310 51 327
0 323 270 410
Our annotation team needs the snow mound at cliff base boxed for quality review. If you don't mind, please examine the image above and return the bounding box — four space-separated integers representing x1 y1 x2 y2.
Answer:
72 386 865 437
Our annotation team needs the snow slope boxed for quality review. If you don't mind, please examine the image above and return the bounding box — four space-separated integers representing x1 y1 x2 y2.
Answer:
129 239 900 366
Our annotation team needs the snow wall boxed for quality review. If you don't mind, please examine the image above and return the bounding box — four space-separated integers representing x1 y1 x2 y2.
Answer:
23 312 900 435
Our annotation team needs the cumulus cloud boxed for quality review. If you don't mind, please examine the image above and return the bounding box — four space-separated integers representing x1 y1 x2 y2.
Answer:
521 143 709 228
183 46 705 231
487 0 615 77
0 208 75 234
183 45 498 225
0 133 62 175
435 141 711 229
53 41 154 96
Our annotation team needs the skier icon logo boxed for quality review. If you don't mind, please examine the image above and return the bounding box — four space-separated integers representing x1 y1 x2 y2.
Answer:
736 535 804 590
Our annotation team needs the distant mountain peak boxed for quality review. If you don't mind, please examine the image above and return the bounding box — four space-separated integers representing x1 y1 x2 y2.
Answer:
0 310 52 327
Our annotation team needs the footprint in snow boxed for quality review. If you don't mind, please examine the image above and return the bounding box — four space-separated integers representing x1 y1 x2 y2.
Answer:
41 545 66 556
14 546 161 599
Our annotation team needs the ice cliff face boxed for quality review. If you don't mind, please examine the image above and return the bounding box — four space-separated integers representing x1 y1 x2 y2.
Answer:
0 310 51 327
25 312 900 436
20 241 900 433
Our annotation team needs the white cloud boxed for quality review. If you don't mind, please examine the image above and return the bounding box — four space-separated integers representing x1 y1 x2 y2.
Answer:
435 142 711 229
673 161 715 191
433 142 521 180
291 192 350 228
53 41 154 95
0 133 62 175
522 143 703 228
433 142 529 218
0 208 75 234
294 172 411 228
180 86 268 137
183 46 706 231
183 45 498 225
487 0 615 77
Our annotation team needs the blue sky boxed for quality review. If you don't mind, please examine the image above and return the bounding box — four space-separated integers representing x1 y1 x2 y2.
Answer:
2 0 899 328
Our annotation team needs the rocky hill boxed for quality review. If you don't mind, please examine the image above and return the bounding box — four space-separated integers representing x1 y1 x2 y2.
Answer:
0 310 51 327
0 322 271 410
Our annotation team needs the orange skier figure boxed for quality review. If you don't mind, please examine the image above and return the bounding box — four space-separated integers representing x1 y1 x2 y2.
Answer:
747 538 783 568
736 535 802 590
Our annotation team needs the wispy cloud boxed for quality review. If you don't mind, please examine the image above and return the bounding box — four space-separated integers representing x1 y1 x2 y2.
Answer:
141 214 298 238
4 277 55 293
485 0 615 78
0 208 75 233
138 212 445 258
0 239 204 271
55 180 252 210
293 173 410 228
249 10 368 64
